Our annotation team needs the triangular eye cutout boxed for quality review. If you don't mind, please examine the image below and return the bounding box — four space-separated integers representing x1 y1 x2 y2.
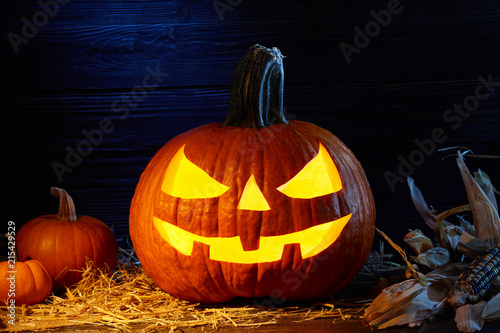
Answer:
277 143 342 199
162 145 230 199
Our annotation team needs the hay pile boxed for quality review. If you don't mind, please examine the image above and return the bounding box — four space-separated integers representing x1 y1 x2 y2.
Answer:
2 249 365 332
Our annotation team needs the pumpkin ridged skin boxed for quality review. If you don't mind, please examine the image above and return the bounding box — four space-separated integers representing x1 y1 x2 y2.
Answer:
130 45 376 303
16 215 118 292
16 188 118 293
0 260 52 305
130 120 376 303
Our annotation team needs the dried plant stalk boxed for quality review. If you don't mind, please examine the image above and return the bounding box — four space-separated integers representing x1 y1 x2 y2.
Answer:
376 228 423 283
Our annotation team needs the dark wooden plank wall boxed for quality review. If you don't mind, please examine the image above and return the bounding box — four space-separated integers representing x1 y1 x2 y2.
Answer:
2 0 500 248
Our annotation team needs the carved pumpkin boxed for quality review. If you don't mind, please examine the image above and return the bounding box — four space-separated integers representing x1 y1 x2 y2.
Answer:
130 45 376 303
16 187 118 293
0 259 52 306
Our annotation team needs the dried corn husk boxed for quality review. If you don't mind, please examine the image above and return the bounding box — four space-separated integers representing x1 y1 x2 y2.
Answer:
404 229 434 255
363 263 468 330
412 247 450 270
457 215 476 236
482 291 500 320
441 225 463 251
400 152 500 332
407 177 452 230
456 231 493 259
434 205 474 251
474 169 498 212
454 301 487 333
457 153 500 246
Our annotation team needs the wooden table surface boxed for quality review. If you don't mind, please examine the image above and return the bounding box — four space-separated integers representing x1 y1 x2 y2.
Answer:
11 312 497 333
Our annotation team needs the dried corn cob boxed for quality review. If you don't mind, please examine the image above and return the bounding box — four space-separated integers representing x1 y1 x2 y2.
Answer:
448 247 500 308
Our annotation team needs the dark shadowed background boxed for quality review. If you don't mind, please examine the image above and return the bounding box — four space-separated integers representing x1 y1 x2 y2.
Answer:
2 0 500 250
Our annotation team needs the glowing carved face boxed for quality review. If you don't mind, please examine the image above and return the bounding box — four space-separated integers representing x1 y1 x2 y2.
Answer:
153 143 352 264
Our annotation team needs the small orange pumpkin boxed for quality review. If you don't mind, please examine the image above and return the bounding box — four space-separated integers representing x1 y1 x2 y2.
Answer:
16 187 118 293
0 259 52 306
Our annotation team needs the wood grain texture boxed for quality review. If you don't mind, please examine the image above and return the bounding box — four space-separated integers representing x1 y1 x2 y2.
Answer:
2 0 500 248
2 1 500 89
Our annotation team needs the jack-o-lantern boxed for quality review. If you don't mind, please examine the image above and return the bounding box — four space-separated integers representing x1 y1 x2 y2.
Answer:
130 45 376 303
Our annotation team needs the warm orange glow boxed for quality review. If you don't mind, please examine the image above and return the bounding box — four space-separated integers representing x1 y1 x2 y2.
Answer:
277 143 342 199
153 213 351 264
162 145 230 198
237 174 270 211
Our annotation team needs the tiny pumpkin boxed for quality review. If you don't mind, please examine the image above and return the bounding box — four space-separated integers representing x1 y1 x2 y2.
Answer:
0 259 52 306
130 45 376 303
16 187 118 293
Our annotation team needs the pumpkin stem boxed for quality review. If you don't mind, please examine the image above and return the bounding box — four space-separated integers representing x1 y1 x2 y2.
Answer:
224 44 287 128
51 187 77 221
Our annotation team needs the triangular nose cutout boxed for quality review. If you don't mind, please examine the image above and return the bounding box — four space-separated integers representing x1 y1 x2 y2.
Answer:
237 174 271 211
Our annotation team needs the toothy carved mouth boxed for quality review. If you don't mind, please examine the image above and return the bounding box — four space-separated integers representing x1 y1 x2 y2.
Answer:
153 214 352 264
